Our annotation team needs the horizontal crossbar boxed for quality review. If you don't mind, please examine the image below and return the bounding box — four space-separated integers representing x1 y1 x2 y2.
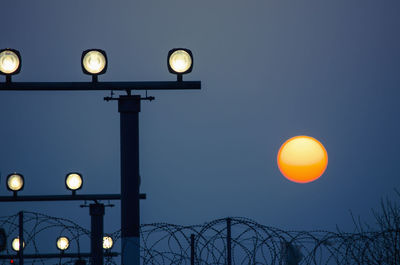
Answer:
0 81 201 91
0 193 146 202
0 252 119 259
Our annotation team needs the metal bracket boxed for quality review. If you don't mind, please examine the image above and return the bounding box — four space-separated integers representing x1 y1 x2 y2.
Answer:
104 96 155 102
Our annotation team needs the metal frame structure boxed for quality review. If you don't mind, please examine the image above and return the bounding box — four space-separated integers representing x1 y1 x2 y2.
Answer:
0 79 201 265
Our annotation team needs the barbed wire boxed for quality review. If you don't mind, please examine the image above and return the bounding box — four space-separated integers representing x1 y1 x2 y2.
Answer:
0 212 399 264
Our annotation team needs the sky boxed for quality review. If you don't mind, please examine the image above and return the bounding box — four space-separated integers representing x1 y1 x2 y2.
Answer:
1 0 400 248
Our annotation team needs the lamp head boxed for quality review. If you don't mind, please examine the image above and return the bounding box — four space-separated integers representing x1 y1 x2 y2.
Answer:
6 173 24 193
56 236 70 251
11 237 25 252
103 236 113 250
0 49 21 82
81 49 107 82
168 48 193 81
65 172 83 194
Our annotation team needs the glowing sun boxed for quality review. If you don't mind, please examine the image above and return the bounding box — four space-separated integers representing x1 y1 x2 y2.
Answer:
277 136 328 183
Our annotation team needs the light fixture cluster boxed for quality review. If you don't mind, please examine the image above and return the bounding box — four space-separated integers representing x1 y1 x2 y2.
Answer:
0 48 194 82
4 172 83 196
10 235 113 252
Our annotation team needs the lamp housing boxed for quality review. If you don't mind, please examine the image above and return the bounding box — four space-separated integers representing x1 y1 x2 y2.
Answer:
168 48 193 81
11 237 25 252
103 236 113 250
56 236 70 251
81 49 107 79
0 49 21 75
65 172 83 193
6 173 24 192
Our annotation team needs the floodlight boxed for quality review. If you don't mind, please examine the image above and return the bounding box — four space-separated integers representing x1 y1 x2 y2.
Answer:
65 172 83 195
103 236 113 250
0 49 21 83
168 48 193 81
81 49 107 82
11 237 25 252
6 173 24 195
56 236 70 251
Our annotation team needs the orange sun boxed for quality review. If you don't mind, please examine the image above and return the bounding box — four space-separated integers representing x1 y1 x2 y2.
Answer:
277 136 328 183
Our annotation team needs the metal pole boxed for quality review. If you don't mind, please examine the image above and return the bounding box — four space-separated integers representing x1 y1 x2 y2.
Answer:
18 211 23 265
89 203 104 265
190 234 195 265
227 218 232 265
119 95 141 265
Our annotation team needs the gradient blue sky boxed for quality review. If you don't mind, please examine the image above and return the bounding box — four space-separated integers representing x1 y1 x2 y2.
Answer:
1 0 400 237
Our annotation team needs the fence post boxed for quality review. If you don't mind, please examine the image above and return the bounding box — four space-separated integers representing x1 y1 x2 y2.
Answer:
227 218 231 265
190 234 195 265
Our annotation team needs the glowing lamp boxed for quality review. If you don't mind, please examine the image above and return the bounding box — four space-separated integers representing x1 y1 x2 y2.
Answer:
168 48 193 81
103 236 113 250
0 49 21 83
11 237 25 252
81 49 107 82
277 136 328 183
56 236 70 251
65 173 83 194
6 173 24 195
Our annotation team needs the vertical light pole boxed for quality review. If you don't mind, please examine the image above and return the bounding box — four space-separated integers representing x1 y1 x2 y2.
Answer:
89 203 105 265
18 211 24 265
119 95 141 264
